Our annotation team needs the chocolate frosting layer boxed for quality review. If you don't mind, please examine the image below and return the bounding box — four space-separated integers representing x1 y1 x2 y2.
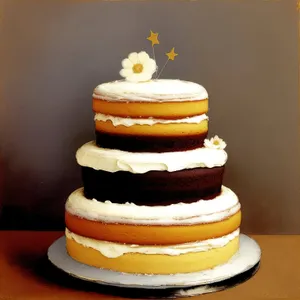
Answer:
82 166 225 205
95 131 208 152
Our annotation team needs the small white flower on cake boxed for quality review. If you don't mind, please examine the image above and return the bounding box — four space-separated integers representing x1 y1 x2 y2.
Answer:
120 51 157 82
204 135 227 150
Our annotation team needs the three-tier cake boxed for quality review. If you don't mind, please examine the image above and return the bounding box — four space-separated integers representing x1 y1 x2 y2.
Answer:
64 51 241 275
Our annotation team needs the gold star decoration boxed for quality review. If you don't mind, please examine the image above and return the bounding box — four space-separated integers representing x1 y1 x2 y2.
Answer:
147 30 160 47
297 0 300 11
166 47 178 61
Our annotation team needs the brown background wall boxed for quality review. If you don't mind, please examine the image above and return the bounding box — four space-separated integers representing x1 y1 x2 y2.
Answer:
0 0 299 232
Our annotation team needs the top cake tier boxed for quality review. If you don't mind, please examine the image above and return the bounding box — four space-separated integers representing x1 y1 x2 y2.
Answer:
93 79 209 152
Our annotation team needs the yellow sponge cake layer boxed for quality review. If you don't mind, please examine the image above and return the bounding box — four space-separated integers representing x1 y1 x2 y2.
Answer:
93 98 208 119
95 118 208 136
66 229 239 274
65 210 241 245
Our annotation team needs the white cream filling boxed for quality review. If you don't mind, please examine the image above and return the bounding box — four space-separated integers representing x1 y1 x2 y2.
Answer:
66 228 239 258
94 113 208 127
65 186 240 225
93 79 208 102
76 141 227 173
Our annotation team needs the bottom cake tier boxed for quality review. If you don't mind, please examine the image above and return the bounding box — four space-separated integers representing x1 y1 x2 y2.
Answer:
66 228 240 275
64 185 241 274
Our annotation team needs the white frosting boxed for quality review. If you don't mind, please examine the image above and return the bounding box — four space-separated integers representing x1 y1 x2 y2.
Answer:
93 79 208 102
76 141 227 173
94 113 208 127
65 228 240 258
65 186 240 225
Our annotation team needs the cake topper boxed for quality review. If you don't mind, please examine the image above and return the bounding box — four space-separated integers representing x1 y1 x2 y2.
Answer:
157 47 178 79
119 30 178 82
204 136 227 150
147 30 160 47
119 51 157 83
147 30 160 73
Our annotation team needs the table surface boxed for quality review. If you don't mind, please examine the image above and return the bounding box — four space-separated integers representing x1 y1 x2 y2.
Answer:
0 231 299 300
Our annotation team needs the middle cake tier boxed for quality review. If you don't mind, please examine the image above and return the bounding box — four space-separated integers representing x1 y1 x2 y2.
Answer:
76 141 227 204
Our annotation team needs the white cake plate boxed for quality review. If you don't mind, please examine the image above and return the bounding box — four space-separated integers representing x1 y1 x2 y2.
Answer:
48 234 261 295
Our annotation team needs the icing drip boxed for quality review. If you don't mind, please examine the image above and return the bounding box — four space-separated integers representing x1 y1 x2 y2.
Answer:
93 79 208 102
94 113 208 127
66 228 240 258
76 141 228 173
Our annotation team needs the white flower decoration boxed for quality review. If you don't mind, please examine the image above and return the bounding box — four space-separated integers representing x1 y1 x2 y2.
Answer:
119 51 157 83
204 135 227 150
